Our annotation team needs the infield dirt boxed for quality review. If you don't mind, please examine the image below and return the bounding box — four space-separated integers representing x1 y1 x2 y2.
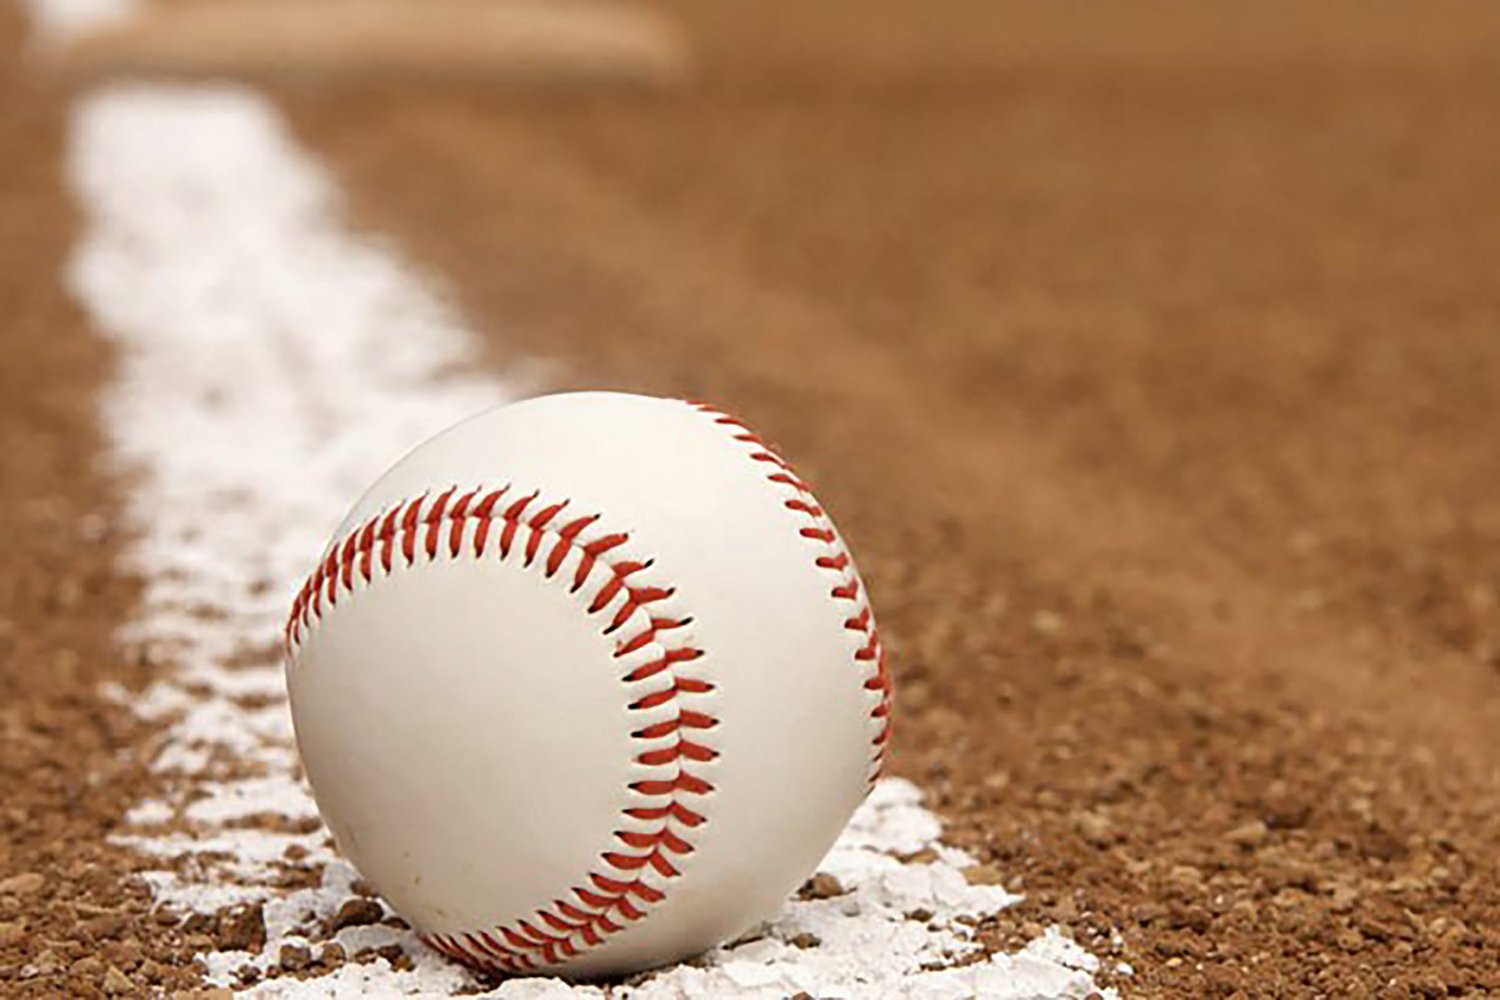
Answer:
0 8 214 996
2 1 1499 997
283 2 1500 995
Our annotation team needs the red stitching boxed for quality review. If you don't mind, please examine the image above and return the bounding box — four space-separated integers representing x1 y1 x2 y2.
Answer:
690 402 893 783
285 484 717 976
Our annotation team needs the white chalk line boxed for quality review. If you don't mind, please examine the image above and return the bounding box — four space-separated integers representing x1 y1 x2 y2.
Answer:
61 76 1112 1000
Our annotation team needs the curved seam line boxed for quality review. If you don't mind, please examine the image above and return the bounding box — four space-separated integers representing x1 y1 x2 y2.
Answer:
688 402 893 784
285 484 717 975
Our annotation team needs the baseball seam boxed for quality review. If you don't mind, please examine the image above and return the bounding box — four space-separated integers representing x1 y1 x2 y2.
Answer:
689 403 893 783
285 485 718 976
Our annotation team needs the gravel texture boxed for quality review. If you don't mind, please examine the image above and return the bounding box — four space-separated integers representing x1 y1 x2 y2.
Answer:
285 2 1500 993
3 1 1499 996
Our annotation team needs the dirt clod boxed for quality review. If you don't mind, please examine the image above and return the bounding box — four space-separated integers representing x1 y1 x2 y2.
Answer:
1073 812 1115 847
215 904 266 953
374 943 414 971
279 943 312 971
85 914 127 940
0 874 45 897
328 898 384 932
71 955 104 977
963 865 1007 887
1225 820 1270 848
102 965 132 994
798 873 846 900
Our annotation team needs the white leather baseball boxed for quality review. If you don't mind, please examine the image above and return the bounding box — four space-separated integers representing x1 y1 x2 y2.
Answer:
284 392 891 978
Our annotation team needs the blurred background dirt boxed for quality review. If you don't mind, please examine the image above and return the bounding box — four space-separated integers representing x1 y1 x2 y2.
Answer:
287 2 1500 994
3 1 1498 996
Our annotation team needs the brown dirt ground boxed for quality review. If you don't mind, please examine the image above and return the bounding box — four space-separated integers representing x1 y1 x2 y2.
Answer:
3 0 1499 997
280 1 1500 995
0 8 231 998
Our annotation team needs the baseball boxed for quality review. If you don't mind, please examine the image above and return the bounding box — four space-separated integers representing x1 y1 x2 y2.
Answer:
284 392 892 978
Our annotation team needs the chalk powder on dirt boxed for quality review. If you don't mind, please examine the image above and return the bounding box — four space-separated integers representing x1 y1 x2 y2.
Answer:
64 84 1112 997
